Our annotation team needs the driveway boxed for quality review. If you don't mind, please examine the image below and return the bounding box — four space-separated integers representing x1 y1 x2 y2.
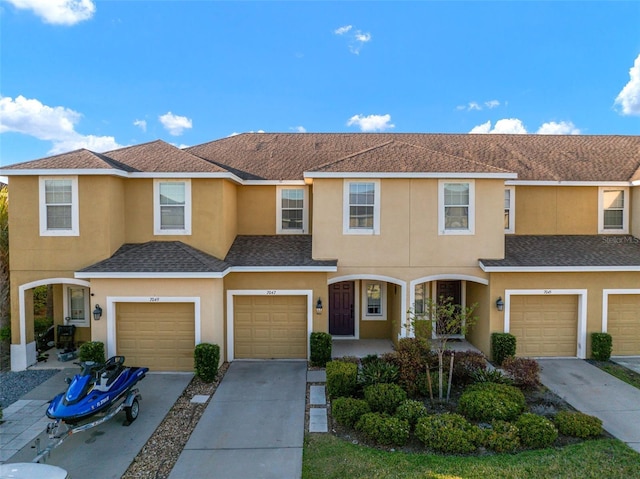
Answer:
6 371 192 478
538 358 640 453
169 361 307 479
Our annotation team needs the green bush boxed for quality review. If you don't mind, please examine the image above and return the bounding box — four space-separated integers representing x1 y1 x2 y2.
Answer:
360 354 380 366
417 370 449 398
194 343 220 382
326 361 358 398
484 420 521 453
470 368 513 385
78 341 105 363
555 411 603 439
358 359 399 388
516 413 558 449
309 332 332 367
502 357 540 389
445 350 488 384
0 325 10 342
355 412 410 446
34 317 53 336
395 399 428 428
491 333 516 365
332 397 370 428
415 413 482 454
591 333 612 361
364 383 407 415
458 382 526 422
391 338 432 396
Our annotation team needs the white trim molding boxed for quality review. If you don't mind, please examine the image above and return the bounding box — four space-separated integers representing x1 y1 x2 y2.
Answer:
276 185 309 234
601 289 640 332
504 186 515 234
504 289 588 359
106 296 201 359
598 186 629 234
307 172 517 179
343 179 381 235
153 179 192 236
39 176 79 236
480 263 640 273
225 289 313 362
438 179 475 236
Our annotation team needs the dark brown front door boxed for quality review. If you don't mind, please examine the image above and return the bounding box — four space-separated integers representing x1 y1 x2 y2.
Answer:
329 282 355 335
436 280 463 335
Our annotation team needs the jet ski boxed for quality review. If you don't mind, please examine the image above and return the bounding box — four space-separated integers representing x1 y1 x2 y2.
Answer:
46 356 148 424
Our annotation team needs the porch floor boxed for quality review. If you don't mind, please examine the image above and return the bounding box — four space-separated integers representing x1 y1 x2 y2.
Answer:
331 338 482 359
29 348 79 370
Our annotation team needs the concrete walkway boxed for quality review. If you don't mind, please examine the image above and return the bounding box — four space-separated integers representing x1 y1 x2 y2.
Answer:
538 358 640 453
169 361 307 479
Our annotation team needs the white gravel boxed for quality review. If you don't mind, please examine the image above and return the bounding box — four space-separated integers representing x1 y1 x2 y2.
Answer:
0 369 61 407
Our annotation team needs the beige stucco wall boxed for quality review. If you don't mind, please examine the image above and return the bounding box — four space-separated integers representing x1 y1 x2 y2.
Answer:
465 281 491 355
87 277 224 360
237 186 277 235
515 186 598 235
312 178 505 267
487 271 640 358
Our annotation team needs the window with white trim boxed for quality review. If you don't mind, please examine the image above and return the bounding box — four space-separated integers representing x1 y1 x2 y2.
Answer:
362 281 386 320
504 186 515 234
39 177 79 236
154 179 191 235
598 187 628 234
343 180 380 234
65 286 90 327
276 186 308 234
438 180 475 235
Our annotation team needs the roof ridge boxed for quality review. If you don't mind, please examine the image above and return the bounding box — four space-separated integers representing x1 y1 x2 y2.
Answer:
173 241 226 265
309 140 395 171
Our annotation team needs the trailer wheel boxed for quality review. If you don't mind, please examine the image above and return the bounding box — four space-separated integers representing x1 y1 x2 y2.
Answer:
125 398 139 423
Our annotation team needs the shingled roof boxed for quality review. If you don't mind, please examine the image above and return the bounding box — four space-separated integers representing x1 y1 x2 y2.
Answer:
480 235 640 271
224 235 337 268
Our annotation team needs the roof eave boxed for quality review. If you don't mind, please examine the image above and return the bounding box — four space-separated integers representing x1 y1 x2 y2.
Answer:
305 172 518 179
479 261 640 273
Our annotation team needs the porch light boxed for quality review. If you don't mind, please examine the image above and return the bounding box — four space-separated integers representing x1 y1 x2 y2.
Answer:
496 297 504 312
316 298 323 315
93 304 103 321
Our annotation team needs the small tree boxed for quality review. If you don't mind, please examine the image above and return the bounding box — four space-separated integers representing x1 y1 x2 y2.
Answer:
408 296 478 402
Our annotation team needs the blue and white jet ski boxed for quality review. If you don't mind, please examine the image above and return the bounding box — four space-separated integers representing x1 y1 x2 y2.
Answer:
46 356 148 424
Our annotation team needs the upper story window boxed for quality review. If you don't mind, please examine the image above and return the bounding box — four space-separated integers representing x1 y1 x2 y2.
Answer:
599 187 628 234
39 176 79 236
154 179 191 235
504 186 515 234
438 180 475 235
343 180 380 235
276 186 308 234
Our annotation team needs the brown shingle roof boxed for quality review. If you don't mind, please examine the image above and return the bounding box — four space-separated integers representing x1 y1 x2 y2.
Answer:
480 235 640 269
3 149 131 171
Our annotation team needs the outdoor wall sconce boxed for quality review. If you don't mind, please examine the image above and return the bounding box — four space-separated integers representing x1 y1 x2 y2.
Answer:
93 304 103 321
496 297 504 312
316 298 323 315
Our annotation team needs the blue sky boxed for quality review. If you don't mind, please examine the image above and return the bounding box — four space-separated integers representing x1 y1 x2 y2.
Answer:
0 0 639 167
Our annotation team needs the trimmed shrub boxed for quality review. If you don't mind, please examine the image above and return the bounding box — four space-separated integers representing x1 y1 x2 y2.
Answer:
415 413 482 454
0 325 10 342
355 412 410 446
502 357 541 389
332 397 370 428
516 413 558 449
555 411 603 439
491 333 516 365
484 420 521 453
360 354 380 366
470 368 513 385
446 350 488 384
417 370 449 398
358 360 399 388
458 382 526 422
364 383 407 415
395 399 428 428
392 338 432 396
194 343 220 382
309 332 332 367
78 341 105 364
326 361 358 398
591 333 613 362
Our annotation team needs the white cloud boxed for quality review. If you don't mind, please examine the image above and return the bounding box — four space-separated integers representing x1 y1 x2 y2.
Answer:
468 102 481 111
0 95 121 154
470 118 527 134
469 120 492 134
290 126 306 133
485 100 500 109
615 54 640 116
334 25 352 35
133 119 147 132
537 121 581 135
5 0 95 25
159 112 192 136
457 100 501 112
347 114 395 132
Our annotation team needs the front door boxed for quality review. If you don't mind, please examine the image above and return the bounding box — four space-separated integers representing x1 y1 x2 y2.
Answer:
329 282 355 335
436 280 463 335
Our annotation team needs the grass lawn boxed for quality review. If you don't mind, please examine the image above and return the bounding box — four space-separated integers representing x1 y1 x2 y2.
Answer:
302 434 640 479
590 361 640 390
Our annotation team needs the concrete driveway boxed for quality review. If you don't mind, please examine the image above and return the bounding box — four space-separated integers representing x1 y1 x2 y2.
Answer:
6 371 192 478
169 361 307 479
538 358 640 453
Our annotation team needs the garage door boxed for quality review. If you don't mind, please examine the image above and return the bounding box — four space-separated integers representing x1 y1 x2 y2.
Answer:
608 295 640 356
234 295 307 359
117 302 195 371
509 295 578 357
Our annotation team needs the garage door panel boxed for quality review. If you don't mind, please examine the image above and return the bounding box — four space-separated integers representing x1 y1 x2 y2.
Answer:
234 295 307 359
510 295 578 357
608 295 640 355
